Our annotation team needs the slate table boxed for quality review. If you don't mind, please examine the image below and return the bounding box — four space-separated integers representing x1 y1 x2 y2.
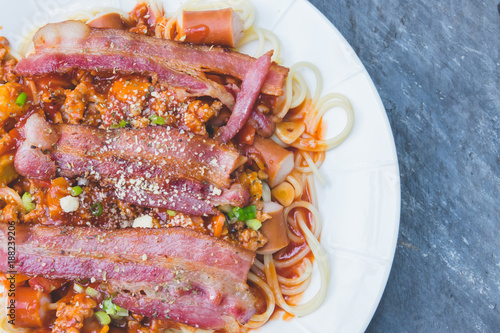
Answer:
308 0 500 331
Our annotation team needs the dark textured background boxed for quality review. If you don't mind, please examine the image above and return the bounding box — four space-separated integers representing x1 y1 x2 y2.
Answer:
307 0 500 332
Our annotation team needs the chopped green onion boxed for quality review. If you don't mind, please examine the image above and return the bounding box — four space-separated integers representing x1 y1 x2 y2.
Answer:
167 210 177 217
91 202 103 216
103 297 129 319
85 286 100 298
71 186 83 196
245 219 262 230
95 311 111 325
227 206 239 220
22 192 35 213
110 120 127 129
237 205 257 221
15 92 28 107
103 298 116 315
218 204 233 213
149 114 165 125
115 307 129 317
73 283 84 293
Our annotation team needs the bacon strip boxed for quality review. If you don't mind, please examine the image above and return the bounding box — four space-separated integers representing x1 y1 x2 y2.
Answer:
219 52 272 143
16 52 235 109
15 20 288 98
14 115 250 215
0 225 256 330
54 124 245 189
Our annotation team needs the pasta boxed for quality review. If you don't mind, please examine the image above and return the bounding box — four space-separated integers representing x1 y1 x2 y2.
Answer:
0 0 354 332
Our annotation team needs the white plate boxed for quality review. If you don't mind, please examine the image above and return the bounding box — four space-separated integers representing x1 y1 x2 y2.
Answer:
0 1 400 332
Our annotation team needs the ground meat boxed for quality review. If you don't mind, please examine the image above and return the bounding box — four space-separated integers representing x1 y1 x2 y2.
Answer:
52 293 97 333
63 82 91 124
225 221 268 252
0 37 18 83
238 227 267 252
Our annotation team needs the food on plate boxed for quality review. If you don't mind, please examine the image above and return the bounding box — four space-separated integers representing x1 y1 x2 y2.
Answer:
0 1 354 332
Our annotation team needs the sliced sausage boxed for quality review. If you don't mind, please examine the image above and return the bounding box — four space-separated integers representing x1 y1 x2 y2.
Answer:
176 8 244 47
11 287 53 328
257 201 289 254
252 135 294 188
88 13 125 30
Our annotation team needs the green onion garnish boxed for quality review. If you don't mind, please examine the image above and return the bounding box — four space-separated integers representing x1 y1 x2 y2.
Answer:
91 202 103 216
73 283 84 293
227 206 239 220
85 286 99 298
22 192 35 212
149 114 165 125
110 120 127 129
103 297 129 318
103 298 116 315
15 92 28 107
245 219 262 230
237 205 257 221
71 186 83 196
115 307 129 317
218 204 233 213
167 210 177 217
95 311 111 325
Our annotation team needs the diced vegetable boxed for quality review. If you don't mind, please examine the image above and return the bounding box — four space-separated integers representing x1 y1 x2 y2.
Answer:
149 114 165 125
223 205 258 223
15 92 28 107
22 192 35 213
167 209 177 217
85 286 100 297
218 204 233 213
110 120 127 129
103 297 129 319
95 311 111 325
212 213 225 238
245 219 262 231
73 283 84 293
91 202 103 216
70 186 83 196
236 205 257 221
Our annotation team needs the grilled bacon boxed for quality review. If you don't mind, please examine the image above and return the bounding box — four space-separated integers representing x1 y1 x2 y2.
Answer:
15 20 289 109
0 224 256 330
14 114 250 215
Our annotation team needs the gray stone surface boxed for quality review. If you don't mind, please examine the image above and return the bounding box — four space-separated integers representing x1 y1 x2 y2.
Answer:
308 0 500 332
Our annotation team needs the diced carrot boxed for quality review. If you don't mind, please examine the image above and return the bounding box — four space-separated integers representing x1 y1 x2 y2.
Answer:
212 213 225 238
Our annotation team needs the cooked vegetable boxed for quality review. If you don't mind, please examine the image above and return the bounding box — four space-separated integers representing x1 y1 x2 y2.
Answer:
245 219 262 231
70 185 83 196
15 91 28 107
85 286 100 297
149 114 166 125
91 202 103 216
22 192 35 212
271 181 295 207
95 311 111 325
237 205 257 221
213 213 225 237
